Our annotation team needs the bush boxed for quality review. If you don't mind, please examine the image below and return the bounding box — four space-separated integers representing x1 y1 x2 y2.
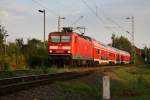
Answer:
28 47 49 68
0 56 10 70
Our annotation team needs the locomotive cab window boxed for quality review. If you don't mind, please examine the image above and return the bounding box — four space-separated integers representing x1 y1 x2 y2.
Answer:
50 35 70 43
61 36 70 42
51 36 60 43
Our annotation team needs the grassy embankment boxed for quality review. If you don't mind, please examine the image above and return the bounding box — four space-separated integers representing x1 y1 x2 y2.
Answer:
1 55 150 100
0 67 80 79
111 65 150 100
49 55 150 100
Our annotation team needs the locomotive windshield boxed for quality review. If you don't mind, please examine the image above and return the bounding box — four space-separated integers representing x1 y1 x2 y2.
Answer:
51 36 60 43
61 36 70 42
50 35 70 43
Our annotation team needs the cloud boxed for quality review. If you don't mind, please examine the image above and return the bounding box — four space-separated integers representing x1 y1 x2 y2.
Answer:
0 0 150 48
0 9 9 22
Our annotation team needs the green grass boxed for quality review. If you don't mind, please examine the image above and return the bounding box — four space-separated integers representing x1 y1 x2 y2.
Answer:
0 67 81 79
55 81 101 100
109 54 150 99
111 65 150 100
0 69 44 79
1 65 150 100
52 65 150 100
1 54 150 99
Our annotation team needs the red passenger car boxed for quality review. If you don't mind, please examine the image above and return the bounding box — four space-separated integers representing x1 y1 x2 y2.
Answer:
92 40 117 65
119 50 131 64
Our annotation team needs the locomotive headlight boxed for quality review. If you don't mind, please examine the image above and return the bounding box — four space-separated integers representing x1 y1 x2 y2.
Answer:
67 50 71 53
49 50 53 53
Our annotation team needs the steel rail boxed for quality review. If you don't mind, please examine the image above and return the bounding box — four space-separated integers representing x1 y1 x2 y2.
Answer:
0 65 132 96
0 71 91 96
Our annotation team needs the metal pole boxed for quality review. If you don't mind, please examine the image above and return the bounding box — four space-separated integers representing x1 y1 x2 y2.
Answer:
83 27 85 33
131 16 135 64
4 31 8 56
126 16 135 64
58 16 66 32
58 16 60 32
38 9 46 48
44 9 45 48
144 45 147 62
4 35 6 56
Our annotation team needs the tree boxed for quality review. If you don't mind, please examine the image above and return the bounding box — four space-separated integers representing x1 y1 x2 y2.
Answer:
111 33 116 47
148 49 150 64
0 25 4 44
24 38 48 68
111 34 132 54
0 25 5 54
16 38 24 50
0 25 9 70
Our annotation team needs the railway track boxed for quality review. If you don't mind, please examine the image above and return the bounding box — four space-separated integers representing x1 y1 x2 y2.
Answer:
0 65 131 96
0 70 94 96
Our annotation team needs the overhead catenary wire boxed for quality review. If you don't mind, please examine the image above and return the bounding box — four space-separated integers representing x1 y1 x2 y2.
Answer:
31 0 59 16
87 0 118 32
70 16 84 27
32 0 82 30
81 0 130 34
81 0 106 25
32 0 97 30
31 0 128 35
80 0 120 34
89 0 121 28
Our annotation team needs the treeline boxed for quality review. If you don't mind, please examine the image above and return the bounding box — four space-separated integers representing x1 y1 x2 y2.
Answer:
0 25 49 70
110 34 132 54
147 49 150 63
110 33 150 64
0 25 149 70
143 47 150 64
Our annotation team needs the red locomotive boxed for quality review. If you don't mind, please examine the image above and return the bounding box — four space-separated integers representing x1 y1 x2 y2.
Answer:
48 27 131 66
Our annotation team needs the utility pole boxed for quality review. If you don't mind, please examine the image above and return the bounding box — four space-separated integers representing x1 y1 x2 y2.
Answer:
126 16 135 64
4 33 8 56
144 45 148 62
58 16 66 32
38 9 46 69
38 9 46 47
132 16 135 64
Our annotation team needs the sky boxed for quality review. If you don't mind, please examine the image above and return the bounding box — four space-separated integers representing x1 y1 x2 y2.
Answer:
0 0 150 48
